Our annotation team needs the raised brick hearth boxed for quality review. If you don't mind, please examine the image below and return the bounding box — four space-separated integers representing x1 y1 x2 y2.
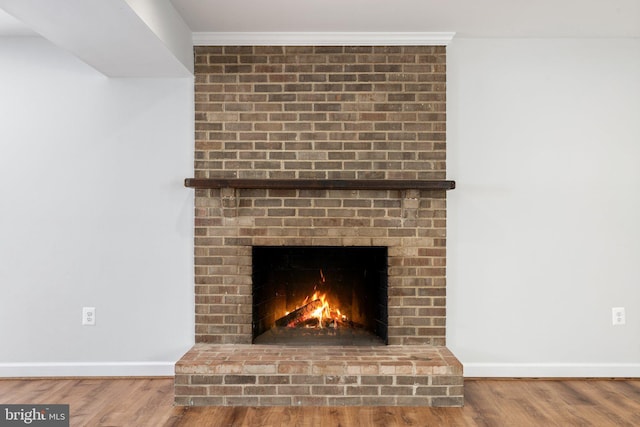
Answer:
176 344 462 406
176 45 463 407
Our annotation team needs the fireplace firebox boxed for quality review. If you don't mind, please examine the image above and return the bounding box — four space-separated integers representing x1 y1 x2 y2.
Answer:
252 246 388 345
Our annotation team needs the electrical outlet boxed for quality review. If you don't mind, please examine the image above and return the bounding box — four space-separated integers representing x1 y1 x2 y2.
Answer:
612 307 625 326
82 307 96 326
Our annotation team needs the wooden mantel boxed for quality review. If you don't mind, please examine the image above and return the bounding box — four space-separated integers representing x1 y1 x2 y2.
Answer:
184 178 456 191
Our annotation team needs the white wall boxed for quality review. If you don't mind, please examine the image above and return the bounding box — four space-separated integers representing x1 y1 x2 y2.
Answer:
0 37 194 376
2 36 639 379
447 38 640 376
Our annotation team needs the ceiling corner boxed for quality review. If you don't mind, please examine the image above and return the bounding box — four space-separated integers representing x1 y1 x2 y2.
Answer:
0 0 193 77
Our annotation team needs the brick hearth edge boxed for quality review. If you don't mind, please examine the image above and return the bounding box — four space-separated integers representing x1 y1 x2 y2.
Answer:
175 344 463 407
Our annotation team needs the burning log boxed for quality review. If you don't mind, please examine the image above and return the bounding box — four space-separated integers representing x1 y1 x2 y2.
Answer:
296 318 320 328
275 299 323 327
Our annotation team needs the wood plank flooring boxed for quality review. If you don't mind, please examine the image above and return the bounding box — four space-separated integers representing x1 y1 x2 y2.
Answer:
1 378 639 426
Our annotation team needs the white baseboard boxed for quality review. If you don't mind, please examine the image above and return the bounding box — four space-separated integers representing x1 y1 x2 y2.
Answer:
464 363 640 378
0 362 175 378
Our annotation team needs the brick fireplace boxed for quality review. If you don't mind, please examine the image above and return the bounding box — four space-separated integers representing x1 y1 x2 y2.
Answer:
175 45 463 407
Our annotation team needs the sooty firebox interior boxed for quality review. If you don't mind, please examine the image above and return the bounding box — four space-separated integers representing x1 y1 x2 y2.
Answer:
252 246 388 345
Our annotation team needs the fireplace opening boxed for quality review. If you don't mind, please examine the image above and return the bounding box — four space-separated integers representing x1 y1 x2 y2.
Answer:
252 246 388 345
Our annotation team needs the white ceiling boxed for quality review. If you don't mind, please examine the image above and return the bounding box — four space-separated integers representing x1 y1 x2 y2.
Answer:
0 1 637 77
1 0 639 39
169 0 640 38
0 7 36 36
0 0 193 76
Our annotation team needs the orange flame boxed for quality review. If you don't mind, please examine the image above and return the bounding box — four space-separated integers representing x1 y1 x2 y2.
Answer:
301 291 344 328
281 270 347 328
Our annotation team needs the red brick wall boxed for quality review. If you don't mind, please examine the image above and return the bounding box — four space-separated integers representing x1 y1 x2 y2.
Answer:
192 45 448 346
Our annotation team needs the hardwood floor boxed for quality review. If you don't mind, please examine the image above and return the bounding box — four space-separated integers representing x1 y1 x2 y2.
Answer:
1 378 639 426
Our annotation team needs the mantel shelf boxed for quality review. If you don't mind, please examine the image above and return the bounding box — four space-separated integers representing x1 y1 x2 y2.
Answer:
184 178 455 191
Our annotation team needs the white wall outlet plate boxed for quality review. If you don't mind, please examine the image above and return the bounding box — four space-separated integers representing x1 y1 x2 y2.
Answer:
82 307 96 326
612 307 625 326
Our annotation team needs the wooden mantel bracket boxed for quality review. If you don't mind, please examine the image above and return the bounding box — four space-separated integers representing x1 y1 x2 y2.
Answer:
184 178 456 191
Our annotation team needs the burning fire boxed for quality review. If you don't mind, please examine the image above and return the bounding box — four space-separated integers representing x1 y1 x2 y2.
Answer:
280 291 347 329
308 292 332 327
276 269 348 329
